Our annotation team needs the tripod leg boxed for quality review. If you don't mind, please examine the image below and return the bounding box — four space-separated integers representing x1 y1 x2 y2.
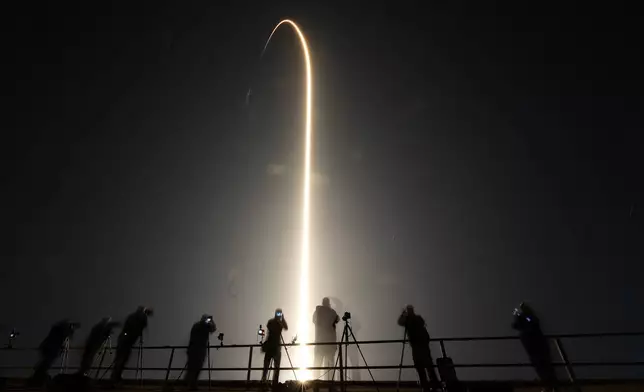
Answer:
344 327 348 384
281 334 298 381
336 326 347 392
98 360 114 381
59 338 69 374
266 358 273 384
94 341 108 378
347 326 379 392
135 344 140 381
174 362 188 382
397 328 407 392
139 340 144 385
330 342 342 382
134 339 143 385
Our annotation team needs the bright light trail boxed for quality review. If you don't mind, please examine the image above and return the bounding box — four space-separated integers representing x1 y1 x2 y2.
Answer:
261 19 313 380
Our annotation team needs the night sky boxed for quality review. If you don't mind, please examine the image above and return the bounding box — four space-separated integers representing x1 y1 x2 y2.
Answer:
7 1 643 381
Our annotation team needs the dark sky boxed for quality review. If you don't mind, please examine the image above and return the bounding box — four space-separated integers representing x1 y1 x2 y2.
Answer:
7 1 643 381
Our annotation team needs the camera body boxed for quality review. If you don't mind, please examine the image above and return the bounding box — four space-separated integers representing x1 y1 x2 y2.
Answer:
258 325 265 337
342 312 351 322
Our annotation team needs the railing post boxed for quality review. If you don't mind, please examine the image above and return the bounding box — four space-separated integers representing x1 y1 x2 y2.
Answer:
164 347 175 385
554 338 579 389
246 346 254 382
439 339 447 358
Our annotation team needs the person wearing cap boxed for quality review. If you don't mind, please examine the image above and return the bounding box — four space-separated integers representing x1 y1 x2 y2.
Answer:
261 308 289 389
185 314 217 390
398 305 440 391
111 306 154 384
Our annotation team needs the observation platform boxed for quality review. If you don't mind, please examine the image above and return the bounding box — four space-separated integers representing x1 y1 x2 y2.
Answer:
1 332 643 392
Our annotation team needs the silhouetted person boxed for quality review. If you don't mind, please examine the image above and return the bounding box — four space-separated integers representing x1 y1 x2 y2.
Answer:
185 314 217 390
31 319 80 384
312 297 339 379
512 302 557 391
111 306 153 384
78 317 120 376
261 308 288 389
398 305 440 392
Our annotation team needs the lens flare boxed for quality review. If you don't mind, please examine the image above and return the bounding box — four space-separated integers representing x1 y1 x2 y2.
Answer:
261 19 313 380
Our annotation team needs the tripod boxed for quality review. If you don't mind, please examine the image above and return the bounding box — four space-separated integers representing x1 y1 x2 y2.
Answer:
59 337 71 374
331 319 379 392
99 334 143 382
263 334 298 388
174 338 215 389
134 338 144 385
92 336 112 378
396 327 406 392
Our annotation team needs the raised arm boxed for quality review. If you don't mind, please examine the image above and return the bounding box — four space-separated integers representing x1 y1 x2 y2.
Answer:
397 312 407 327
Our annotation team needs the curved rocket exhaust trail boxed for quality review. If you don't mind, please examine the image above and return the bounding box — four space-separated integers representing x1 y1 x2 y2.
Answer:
259 19 313 380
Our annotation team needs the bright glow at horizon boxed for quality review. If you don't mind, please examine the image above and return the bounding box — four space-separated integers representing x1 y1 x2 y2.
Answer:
262 19 313 380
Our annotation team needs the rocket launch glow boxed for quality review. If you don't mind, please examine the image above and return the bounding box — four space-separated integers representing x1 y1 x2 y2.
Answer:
261 19 313 380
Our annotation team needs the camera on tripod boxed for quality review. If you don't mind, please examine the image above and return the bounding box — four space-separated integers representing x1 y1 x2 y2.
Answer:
6 328 19 349
342 312 351 322
217 333 224 343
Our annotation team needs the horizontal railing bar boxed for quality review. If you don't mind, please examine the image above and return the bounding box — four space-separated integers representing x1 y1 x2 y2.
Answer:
3 331 643 351
2 361 643 372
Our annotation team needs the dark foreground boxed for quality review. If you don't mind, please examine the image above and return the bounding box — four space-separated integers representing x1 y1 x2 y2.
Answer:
2 378 644 392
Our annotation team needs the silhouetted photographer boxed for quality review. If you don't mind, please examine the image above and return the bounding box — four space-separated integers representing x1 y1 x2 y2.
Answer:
261 308 288 389
78 317 119 376
312 297 339 379
30 319 80 384
111 306 153 384
185 314 217 390
397 305 440 392
512 302 557 391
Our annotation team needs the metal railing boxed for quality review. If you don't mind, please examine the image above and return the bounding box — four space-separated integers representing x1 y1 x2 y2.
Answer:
2 331 644 389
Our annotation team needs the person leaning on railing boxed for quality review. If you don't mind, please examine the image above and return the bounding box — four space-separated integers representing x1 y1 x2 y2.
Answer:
398 305 440 392
111 306 153 385
185 314 216 390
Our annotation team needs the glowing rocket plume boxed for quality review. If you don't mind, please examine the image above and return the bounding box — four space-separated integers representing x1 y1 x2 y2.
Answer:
262 19 313 380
